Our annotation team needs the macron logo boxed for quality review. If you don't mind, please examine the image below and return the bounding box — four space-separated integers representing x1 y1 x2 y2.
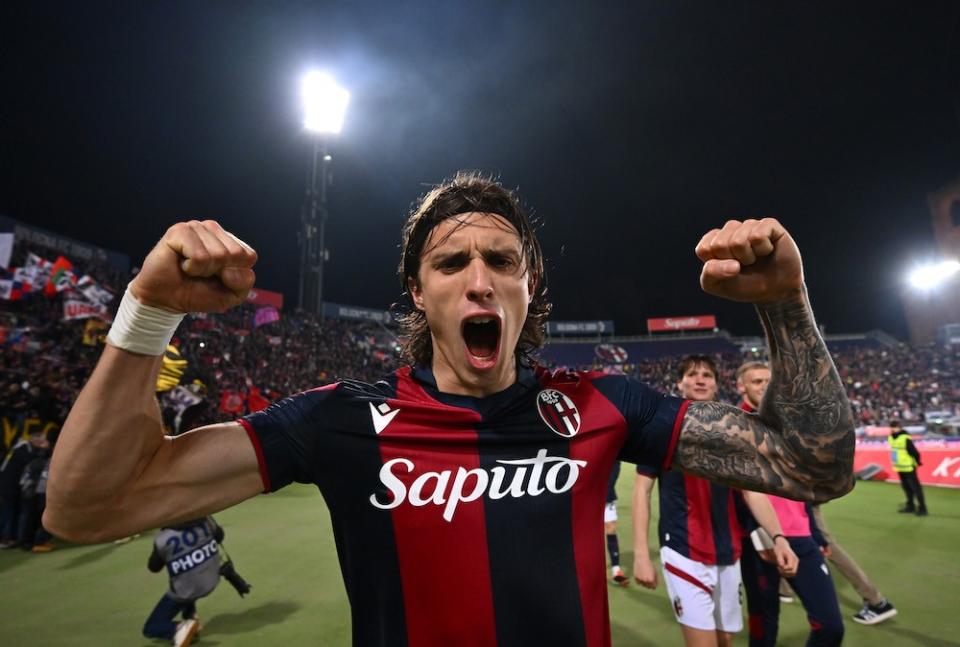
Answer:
370 402 400 434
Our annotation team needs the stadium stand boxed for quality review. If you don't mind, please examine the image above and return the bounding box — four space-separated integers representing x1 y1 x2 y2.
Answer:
2 230 959 550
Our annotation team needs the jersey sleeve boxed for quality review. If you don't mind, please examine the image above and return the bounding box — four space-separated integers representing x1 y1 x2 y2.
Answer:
238 385 339 492
594 375 688 476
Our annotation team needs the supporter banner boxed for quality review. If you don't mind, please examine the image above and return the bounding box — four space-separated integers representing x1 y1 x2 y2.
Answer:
647 315 717 333
323 302 392 324
547 320 614 335
2 416 59 451
246 387 270 413
45 255 75 296
854 440 960 488
253 306 280 328
63 298 109 321
82 319 109 346
246 288 284 310
76 275 114 305
219 391 245 415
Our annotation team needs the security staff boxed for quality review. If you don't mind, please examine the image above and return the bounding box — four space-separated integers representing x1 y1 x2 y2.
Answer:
888 421 927 516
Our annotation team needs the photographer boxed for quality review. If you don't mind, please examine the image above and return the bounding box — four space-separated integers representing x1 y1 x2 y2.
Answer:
144 515 250 647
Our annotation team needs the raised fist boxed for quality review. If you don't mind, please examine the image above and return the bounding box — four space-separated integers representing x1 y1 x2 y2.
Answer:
130 220 258 314
695 218 804 304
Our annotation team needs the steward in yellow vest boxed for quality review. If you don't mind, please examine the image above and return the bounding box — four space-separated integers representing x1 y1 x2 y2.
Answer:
887 421 927 515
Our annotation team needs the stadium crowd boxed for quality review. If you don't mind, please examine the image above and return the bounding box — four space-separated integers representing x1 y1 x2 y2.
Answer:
1 238 958 553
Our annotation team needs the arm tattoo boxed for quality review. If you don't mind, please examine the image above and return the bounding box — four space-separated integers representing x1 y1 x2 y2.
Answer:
674 287 855 502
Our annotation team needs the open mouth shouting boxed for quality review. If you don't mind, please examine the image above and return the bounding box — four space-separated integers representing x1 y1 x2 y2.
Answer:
461 314 502 370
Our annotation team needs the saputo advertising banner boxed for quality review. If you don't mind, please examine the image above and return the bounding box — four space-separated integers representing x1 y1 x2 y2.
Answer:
647 315 717 333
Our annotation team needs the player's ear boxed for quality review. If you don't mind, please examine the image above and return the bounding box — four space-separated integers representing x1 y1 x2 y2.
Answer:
407 277 425 311
527 271 537 303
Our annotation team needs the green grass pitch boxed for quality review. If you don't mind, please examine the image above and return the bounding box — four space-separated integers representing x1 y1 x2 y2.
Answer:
2 478 957 646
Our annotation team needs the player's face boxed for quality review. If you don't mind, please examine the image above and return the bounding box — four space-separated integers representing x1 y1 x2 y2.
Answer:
677 363 718 401
410 212 533 395
737 367 770 408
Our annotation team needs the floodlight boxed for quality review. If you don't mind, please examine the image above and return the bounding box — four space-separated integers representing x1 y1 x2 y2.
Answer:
301 71 349 134
907 259 960 291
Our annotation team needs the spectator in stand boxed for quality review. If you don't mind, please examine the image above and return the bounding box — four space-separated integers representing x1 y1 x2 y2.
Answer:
888 420 927 516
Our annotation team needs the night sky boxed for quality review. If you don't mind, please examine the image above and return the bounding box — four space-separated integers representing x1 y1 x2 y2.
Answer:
3 1 959 339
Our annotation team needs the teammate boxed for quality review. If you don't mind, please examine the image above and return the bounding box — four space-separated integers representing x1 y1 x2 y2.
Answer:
633 355 797 647
605 461 629 585
889 420 927 515
45 173 855 646
736 361 896 631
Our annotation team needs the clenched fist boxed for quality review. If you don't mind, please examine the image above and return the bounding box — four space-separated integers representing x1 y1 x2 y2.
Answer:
130 220 258 314
695 218 803 304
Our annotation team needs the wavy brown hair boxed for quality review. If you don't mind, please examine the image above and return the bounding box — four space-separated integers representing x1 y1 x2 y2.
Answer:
395 171 551 366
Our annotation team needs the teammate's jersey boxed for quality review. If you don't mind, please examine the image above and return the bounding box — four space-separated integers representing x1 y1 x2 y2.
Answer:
240 364 687 647
657 471 742 566
732 400 757 539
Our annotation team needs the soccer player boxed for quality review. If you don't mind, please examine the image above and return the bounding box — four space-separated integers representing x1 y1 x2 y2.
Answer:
45 173 854 646
633 355 797 647
736 361 896 631
605 461 629 586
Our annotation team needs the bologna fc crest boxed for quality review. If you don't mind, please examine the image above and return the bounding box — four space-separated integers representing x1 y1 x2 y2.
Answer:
537 389 581 437
595 343 628 364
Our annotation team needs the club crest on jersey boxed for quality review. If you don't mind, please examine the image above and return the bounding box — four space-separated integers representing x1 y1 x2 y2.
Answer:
536 389 581 437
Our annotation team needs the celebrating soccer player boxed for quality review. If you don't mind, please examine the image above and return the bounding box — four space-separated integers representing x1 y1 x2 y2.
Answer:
45 172 854 646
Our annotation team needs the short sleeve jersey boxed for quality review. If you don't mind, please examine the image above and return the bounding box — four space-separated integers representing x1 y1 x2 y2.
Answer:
240 364 687 647
651 398 744 565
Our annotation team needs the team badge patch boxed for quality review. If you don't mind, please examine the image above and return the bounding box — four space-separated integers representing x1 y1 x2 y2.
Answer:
536 389 581 437
673 596 683 617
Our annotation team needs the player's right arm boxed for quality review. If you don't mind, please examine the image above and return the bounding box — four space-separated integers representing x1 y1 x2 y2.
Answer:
631 472 658 589
674 219 856 503
44 221 264 544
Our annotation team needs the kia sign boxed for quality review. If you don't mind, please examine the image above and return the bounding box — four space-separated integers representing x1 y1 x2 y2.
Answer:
854 440 960 488
647 315 717 333
546 320 614 336
246 288 284 310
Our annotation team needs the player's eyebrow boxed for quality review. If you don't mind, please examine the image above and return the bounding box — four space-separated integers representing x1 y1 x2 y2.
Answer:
428 249 471 268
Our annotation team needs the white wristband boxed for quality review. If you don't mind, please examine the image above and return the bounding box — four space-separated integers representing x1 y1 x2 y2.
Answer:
106 287 185 356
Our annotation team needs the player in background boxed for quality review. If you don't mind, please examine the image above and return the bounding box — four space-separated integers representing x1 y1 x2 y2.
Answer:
605 461 629 586
46 174 854 646
735 361 896 630
633 355 797 647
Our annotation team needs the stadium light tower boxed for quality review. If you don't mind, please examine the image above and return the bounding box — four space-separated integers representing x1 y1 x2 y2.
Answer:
907 259 960 292
298 71 349 315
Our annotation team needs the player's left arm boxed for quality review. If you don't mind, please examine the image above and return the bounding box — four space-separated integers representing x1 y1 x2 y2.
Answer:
672 219 855 503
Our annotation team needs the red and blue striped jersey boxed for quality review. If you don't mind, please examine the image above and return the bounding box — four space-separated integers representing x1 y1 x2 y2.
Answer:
240 364 687 647
656 471 743 566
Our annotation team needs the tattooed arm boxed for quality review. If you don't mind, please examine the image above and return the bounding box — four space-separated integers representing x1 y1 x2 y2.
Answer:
673 220 855 502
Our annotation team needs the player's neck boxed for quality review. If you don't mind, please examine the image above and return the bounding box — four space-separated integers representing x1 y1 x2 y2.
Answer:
430 352 518 398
